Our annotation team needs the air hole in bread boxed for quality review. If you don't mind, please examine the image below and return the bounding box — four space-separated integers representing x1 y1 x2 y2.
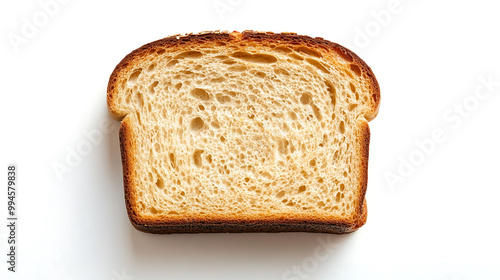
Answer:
148 81 159 94
278 140 289 155
191 88 210 101
348 104 358 111
206 154 213 164
333 47 353 62
216 93 231 103
253 71 266 78
168 153 177 169
261 172 272 179
128 68 142 83
349 82 356 94
325 80 336 108
273 46 293 54
288 53 303 61
175 51 203 59
155 178 165 189
350 64 361 76
211 121 220 129
335 192 341 203
167 60 178 67
306 58 330 74
225 90 237 97
134 92 144 107
193 149 204 167
231 52 277 63
223 59 237 65
276 190 286 198
274 68 290 76
296 46 322 58
147 63 157 72
339 121 345 134
154 143 161 152
300 93 312 104
311 103 322 120
228 65 247 72
211 77 226 83
298 185 307 193
190 117 204 131
138 201 146 211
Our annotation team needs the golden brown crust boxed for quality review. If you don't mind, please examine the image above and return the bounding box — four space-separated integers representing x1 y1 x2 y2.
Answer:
119 115 142 227
354 121 371 228
109 31 379 234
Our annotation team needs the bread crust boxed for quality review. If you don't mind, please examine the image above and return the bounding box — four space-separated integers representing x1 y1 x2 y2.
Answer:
110 31 379 234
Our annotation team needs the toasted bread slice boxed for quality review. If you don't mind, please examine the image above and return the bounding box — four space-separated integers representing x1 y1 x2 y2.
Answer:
107 31 380 234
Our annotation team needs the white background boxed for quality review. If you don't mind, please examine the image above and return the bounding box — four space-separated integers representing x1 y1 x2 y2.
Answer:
1 0 499 279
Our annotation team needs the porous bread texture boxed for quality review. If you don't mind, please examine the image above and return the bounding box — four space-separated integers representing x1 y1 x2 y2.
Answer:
108 31 380 233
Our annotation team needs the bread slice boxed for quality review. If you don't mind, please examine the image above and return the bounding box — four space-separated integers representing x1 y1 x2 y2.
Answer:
107 31 380 234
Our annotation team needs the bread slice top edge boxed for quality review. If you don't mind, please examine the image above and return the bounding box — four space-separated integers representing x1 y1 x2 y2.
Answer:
107 31 380 122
